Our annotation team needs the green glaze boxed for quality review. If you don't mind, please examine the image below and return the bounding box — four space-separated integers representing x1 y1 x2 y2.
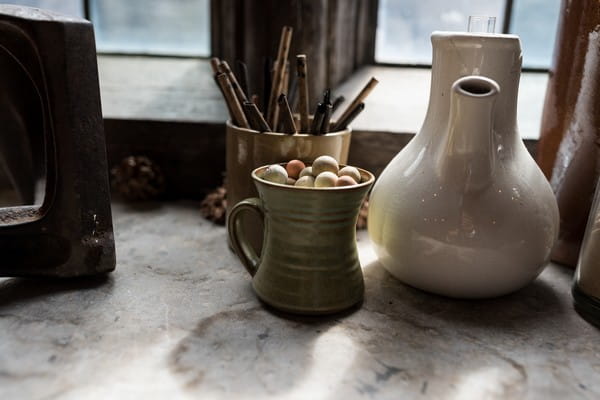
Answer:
228 165 374 315
225 120 352 254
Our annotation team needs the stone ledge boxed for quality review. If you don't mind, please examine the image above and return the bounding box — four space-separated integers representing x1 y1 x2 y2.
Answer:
0 201 596 399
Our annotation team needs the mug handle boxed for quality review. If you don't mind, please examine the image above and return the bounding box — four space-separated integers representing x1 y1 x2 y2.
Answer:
227 197 265 277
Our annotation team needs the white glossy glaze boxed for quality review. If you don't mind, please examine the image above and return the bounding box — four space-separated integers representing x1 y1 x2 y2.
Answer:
368 32 559 298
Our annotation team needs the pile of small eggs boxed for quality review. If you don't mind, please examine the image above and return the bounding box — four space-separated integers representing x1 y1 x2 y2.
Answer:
259 155 362 188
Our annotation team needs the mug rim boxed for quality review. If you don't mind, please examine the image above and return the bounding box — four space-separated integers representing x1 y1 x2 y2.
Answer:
225 119 352 138
252 163 375 191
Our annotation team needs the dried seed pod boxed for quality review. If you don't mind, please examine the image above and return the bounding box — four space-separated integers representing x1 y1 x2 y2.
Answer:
356 197 369 230
200 186 227 225
111 156 165 201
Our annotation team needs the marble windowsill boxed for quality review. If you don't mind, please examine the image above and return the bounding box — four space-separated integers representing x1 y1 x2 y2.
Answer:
94 56 545 194
97 56 547 140
334 66 548 140
0 201 598 399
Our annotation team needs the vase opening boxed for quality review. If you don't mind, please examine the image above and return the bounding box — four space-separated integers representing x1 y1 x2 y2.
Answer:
455 78 497 97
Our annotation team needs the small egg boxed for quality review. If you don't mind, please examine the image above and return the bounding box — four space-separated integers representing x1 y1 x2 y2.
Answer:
314 171 338 187
299 166 313 178
336 175 357 187
286 177 297 185
261 164 287 184
295 176 315 187
338 166 361 183
312 155 339 176
286 159 306 179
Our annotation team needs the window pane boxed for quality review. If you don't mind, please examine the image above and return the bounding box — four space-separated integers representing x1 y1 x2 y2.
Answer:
376 0 505 64
6 0 83 17
90 0 210 56
509 0 560 68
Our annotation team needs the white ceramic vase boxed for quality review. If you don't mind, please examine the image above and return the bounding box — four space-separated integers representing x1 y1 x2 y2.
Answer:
368 32 559 298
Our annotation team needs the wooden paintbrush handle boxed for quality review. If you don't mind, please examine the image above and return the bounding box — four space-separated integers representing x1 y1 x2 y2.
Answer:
296 54 310 133
217 73 250 129
336 77 378 125
267 26 293 127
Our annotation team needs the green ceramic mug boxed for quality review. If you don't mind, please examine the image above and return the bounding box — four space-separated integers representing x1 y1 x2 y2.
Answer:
225 120 352 255
227 164 374 315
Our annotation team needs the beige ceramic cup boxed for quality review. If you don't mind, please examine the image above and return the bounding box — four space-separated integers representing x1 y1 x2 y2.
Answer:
227 164 374 315
226 120 352 253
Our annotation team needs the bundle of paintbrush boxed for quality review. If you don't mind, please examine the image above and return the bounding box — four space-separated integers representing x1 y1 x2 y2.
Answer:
211 26 378 134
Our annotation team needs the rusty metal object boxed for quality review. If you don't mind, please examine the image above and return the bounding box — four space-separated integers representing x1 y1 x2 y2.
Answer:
0 5 115 277
537 0 600 267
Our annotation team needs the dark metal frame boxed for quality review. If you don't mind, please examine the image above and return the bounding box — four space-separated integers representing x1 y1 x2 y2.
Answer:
83 0 90 20
502 0 514 34
0 5 115 276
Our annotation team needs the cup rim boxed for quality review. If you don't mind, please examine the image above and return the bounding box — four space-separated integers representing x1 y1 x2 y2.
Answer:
252 163 375 191
225 120 352 137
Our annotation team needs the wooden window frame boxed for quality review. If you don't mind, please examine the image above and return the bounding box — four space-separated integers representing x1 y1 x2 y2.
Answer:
210 0 378 105
97 0 547 201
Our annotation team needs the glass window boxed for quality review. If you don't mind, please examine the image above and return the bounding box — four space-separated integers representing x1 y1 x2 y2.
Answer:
510 0 561 68
4 0 211 57
376 0 561 69
6 0 83 17
89 0 210 56
376 0 505 65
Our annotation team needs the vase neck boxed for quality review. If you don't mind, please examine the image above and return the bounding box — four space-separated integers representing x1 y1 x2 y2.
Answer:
422 32 522 146
436 76 500 192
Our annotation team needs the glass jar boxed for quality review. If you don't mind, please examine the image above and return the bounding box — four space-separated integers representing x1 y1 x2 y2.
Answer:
573 177 600 327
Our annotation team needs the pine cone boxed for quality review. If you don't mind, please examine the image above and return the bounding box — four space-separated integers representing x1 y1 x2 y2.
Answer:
356 197 369 230
200 186 227 225
111 156 166 201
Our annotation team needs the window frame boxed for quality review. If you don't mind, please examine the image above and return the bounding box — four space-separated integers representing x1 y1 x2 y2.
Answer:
95 0 548 200
80 0 549 74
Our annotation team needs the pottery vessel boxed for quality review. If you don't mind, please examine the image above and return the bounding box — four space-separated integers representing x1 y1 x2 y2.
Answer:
368 32 559 298
536 0 600 267
226 120 351 253
228 164 374 314
573 176 600 327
